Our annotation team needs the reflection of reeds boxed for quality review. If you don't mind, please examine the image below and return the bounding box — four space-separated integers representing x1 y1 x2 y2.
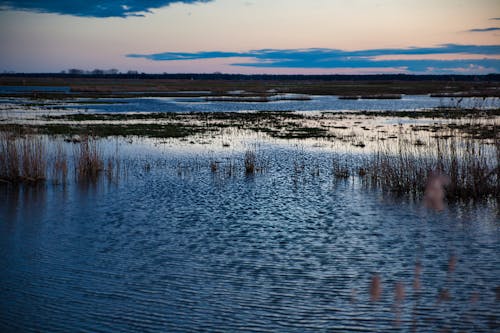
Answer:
74 135 103 181
366 257 498 329
369 274 382 302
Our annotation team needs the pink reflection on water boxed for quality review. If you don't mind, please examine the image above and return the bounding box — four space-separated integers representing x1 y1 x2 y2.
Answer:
424 172 450 211
370 274 382 302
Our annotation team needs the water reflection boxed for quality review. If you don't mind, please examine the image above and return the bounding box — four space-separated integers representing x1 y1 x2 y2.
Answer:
0 143 498 332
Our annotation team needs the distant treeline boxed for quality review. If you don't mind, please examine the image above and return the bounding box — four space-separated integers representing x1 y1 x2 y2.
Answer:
1 73 499 82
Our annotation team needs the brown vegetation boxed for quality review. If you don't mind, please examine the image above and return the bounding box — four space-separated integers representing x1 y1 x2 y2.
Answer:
0 133 46 183
359 135 499 201
74 135 104 181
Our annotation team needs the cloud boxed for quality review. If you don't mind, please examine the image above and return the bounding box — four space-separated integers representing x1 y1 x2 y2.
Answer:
467 27 500 32
0 0 212 18
127 44 500 74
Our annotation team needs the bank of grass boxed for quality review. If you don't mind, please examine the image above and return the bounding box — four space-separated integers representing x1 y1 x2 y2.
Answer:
356 136 500 201
0 123 198 138
0 133 46 183
74 136 103 181
340 108 500 119
0 132 117 184
1 76 499 98
39 109 499 140
18 111 310 139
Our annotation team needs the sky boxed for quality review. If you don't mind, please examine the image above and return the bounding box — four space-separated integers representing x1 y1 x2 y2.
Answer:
0 0 499 74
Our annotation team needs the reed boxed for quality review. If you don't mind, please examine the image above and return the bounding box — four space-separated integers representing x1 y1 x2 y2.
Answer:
0 132 20 182
0 133 46 183
53 142 68 185
244 150 256 174
21 136 46 182
332 153 351 179
362 134 499 201
74 135 104 181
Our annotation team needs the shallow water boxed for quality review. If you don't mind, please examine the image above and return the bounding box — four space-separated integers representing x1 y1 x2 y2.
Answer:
69 95 499 113
0 85 71 93
0 142 499 332
1 94 498 116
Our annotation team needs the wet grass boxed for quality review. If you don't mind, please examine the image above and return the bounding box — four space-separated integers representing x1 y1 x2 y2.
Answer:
0 123 199 138
6 108 498 141
324 108 500 119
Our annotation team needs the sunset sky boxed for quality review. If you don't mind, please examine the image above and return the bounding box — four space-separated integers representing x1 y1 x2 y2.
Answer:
0 0 499 74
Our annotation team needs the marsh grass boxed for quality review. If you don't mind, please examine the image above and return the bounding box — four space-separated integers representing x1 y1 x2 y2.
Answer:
52 142 68 185
0 132 20 182
244 150 257 174
0 133 46 183
332 153 351 179
361 134 499 201
74 135 104 182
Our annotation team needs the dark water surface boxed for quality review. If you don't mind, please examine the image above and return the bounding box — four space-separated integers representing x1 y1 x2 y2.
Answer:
0 146 499 332
69 95 499 113
0 86 71 93
2 92 499 114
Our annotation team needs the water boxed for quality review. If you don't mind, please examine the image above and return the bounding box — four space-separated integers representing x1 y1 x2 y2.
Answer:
0 85 71 93
67 95 499 113
0 143 499 332
1 93 498 116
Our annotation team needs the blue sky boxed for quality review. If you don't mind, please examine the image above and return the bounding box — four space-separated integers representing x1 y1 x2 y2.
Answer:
0 0 499 74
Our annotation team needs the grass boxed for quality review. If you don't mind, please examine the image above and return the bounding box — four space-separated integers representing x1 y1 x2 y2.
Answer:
244 150 256 174
74 136 103 181
2 76 499 98
332 153 351 179
53 142 68 185
0 132 119 184
0 133 46 183
323 108 500 119
359 135 499 202
1 128 497 201
0 123 198 139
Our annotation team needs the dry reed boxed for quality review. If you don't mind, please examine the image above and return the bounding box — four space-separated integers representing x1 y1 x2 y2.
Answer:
74 135 104 181
53 142 68 185
244 150 256 174
0 133 46 183
361 134 499 201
